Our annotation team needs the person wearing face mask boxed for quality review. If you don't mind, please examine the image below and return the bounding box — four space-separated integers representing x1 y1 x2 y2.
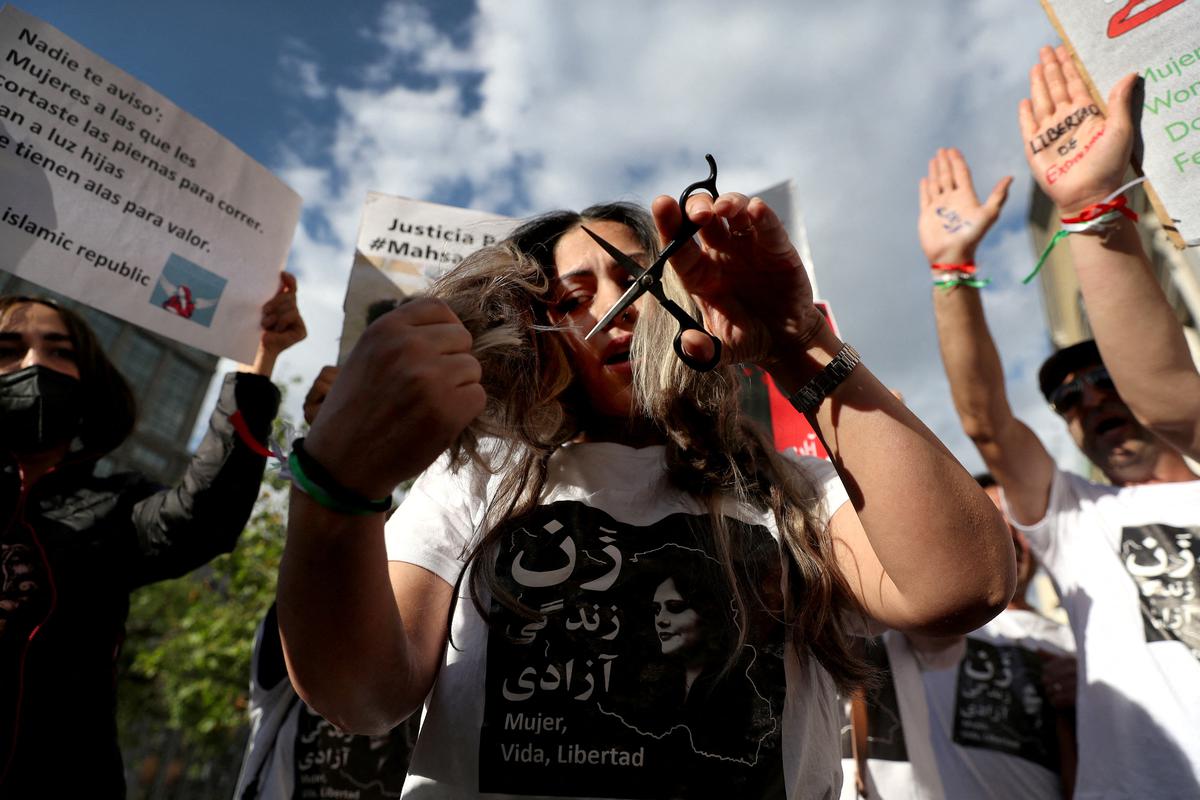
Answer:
921 48 1200 798
276 190 1015 799
0 275 305 798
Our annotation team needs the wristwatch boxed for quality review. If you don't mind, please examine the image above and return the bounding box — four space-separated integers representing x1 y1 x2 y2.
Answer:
787 343 861 415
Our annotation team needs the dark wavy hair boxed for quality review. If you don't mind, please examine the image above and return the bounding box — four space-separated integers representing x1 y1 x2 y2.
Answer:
430 202 872 692
0 296 137 458
651 547 735 662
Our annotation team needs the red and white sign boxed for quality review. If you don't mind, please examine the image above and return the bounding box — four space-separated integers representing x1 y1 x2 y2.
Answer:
741 300 839 460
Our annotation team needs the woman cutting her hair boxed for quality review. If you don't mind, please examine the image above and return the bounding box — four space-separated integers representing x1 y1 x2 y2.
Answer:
278 186 1014 799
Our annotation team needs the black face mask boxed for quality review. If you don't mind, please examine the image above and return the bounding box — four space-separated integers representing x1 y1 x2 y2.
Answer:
0 365 84 454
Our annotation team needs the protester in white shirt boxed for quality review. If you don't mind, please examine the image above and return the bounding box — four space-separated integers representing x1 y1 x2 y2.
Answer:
921 47 1200 798
278 189 1014 799
842 475 1077 800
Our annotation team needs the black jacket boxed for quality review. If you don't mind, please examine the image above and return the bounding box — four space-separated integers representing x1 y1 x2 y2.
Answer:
0 372 279 798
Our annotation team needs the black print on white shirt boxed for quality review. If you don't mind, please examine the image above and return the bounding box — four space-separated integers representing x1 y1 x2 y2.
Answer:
839 637 909 763
290 705 413 799
951 639 1059 772
1121 524 1200 662
479 501 787 799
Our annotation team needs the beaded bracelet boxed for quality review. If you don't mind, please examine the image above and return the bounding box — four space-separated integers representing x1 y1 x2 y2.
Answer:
289 437 392 516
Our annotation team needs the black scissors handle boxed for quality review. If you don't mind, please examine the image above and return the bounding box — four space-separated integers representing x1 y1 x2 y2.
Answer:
661 153 721 371
679 153 720 215
657 294 722 372
657 153 720 266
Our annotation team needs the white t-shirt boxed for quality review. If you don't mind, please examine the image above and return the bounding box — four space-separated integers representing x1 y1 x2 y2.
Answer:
839 609 1074 800
385 441 851 800
1005 469 1200 799
232 605 417 800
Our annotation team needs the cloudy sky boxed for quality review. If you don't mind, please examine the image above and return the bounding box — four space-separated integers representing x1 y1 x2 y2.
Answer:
24 0 1085 474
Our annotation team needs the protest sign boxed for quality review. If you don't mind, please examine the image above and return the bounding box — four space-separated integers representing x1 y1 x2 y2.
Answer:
338 192 515 361
1039 0 1200 247
0 5 300 361
756 178 820 295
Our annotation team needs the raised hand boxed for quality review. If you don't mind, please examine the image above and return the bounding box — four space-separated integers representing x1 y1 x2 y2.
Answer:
652 191 821 369
302 298 484 499
1019 45 1137 215
917 148 1012 265
303 366 339 426
249 272 307 377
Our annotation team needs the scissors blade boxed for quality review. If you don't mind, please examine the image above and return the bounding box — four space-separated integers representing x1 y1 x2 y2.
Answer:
579 226 652 341
584 274 646 340
579 226 648 279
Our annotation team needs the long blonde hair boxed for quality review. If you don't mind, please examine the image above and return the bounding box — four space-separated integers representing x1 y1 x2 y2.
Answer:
429 202 870 691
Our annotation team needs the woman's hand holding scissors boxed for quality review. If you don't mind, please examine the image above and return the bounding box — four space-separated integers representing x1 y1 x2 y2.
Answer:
652 190 825 370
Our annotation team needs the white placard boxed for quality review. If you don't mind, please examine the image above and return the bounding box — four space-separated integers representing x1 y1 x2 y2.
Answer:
0 5 301 360
338 192 515 361
1041 0 1200 246
755 178 819 295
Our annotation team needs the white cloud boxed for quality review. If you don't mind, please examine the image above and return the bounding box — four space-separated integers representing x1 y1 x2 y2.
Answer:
278 37 330 100
265 0 1087 475
359 3 483 85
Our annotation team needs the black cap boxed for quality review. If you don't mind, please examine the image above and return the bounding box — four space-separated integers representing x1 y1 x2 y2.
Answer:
1037 340 1102 401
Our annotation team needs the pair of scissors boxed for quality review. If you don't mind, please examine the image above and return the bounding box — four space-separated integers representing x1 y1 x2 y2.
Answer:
581 154 723 372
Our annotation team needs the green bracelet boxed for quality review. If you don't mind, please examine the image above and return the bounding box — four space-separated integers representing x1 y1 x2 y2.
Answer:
933 275 991 292
288 447 391 516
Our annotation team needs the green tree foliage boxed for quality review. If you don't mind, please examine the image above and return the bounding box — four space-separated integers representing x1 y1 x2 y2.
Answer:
118 471 289 772
117 393 299 794
116 387 413 792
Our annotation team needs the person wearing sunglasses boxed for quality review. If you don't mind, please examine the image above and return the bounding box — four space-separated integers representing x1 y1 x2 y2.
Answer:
1044 363 1113 416
918 49 1200 800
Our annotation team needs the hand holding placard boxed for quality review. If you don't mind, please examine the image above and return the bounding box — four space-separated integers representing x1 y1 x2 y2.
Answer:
243 272 307 378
